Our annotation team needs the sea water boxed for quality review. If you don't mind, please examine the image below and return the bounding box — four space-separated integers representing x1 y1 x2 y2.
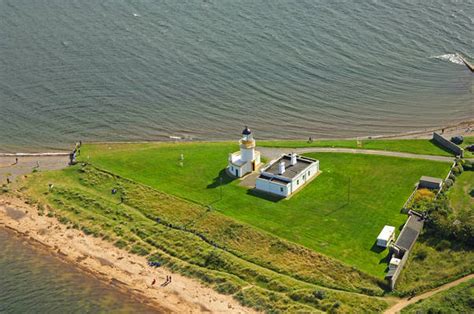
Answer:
0 0 473 152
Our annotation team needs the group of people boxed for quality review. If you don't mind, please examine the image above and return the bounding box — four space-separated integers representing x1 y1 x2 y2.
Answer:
150 275 172 287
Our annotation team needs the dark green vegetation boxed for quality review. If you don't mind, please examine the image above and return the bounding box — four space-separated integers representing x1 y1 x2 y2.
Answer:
461 136 474 158
401 279 474 313
80 142 450 276
259 138 455 156
397 159 474 295
20 165 389 313
396 235 474 295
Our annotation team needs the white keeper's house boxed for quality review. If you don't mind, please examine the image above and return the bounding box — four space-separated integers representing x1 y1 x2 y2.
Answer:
227 127 320 197
256 153 319 197
227 126 262 178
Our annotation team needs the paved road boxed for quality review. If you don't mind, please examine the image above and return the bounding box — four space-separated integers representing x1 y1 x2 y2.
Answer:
384 274 474 314
258 147 456 163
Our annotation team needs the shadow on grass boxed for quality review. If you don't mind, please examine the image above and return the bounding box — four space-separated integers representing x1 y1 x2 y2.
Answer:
429 139 456 156
325 202 349 216
206 169 236 189
246 188 284 203
370 241 386 254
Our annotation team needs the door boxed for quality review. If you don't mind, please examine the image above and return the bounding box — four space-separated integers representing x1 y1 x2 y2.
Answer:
235 169 239 177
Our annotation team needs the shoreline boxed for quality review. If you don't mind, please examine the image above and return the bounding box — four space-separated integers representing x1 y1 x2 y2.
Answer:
1 119 472 155
0 195 256 314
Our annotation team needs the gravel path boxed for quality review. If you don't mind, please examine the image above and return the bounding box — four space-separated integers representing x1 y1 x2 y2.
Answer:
384 274 474 314
0 155 70 184
258 147 456 163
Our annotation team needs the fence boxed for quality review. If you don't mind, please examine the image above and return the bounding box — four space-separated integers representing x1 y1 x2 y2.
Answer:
432 132 464 157
386 250 410 290
402 185 418 212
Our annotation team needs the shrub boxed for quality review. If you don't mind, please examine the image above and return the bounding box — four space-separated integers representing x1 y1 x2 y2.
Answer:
1 185 9 194
444 179 454 188
313 290 326 300
130 244 150 256
414 189 435 202
414 249 428 260
215 281 240 295
452 165 463 176
114 239 127 249
435 239 451 251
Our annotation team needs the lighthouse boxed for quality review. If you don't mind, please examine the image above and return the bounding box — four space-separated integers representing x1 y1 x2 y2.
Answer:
227 126 261 178
240 126 256 162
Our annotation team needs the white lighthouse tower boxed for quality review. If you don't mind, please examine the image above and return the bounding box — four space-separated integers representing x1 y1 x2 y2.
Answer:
227 126 261 178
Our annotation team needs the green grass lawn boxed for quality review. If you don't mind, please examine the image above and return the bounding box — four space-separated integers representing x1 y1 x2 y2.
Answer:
80 142 450 277
449 170 474 213
18 166 390 312
401 279 474 313
258 138 456 156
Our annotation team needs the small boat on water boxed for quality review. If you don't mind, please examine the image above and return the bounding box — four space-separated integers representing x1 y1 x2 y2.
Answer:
457 53 474 72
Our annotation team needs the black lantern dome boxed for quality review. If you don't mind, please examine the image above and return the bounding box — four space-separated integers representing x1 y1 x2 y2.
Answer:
242 126 252 135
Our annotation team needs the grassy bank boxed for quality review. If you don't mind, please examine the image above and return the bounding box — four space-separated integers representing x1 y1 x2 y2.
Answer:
17 165 389 313
401 278 474 313
395 234 474 295
79 142 450 276
258 138 455 156
448 170 474 213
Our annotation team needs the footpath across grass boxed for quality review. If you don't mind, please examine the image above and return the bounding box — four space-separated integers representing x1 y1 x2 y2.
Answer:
80 142 450 277
401 278 474 313
258 138 456 156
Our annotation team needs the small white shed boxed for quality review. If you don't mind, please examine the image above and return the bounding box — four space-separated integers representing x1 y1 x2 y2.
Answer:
389 257 401 270
376 225 395 248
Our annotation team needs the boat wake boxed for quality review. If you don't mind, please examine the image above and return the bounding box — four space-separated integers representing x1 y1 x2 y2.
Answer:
431 53 464 65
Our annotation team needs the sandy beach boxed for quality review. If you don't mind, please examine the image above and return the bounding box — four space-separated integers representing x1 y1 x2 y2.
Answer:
0 195 256 314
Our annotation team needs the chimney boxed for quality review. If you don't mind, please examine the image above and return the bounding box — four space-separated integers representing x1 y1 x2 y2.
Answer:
279 161 286 175
291 153 297 166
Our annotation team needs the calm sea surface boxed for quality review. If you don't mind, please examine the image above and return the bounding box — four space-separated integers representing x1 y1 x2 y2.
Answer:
0 0 473 152
0 1 473 311
0 228 158 313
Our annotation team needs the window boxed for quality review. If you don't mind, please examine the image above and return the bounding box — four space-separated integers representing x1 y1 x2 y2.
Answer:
297 179 299 185
280 187 283 192
308 171 310 176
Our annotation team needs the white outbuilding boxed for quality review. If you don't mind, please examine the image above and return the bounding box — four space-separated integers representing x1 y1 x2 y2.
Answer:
255 153 319 197
376 225 396 248
227 127 261 178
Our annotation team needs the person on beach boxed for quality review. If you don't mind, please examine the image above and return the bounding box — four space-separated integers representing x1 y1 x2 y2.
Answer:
15 158 18 165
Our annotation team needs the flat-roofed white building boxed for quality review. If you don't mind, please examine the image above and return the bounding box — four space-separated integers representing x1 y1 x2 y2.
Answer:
376 225 396 248
227 127 261 178
255 153 319 197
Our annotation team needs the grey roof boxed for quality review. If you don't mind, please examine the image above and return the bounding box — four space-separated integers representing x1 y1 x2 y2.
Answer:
263 154 317 180
394 215 424 252
258 174 288 185
419 176 443 184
